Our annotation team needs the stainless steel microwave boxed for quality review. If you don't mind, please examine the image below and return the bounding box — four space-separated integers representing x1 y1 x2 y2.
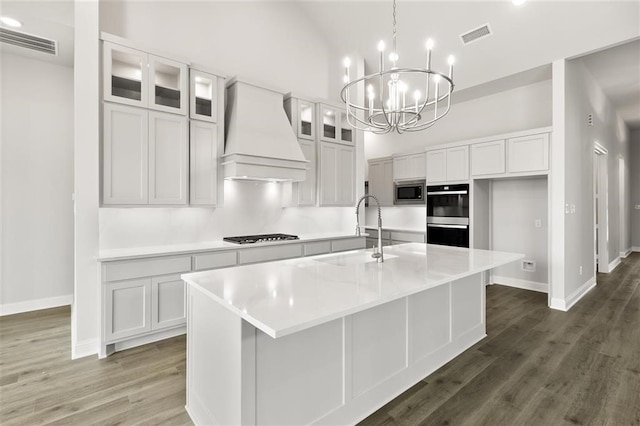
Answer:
394 180 425 205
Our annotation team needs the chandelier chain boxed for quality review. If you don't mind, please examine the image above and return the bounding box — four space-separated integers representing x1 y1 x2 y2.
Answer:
392 0 397 53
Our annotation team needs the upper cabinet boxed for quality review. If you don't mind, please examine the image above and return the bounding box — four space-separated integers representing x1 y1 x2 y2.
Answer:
426 146 469 183
368 157 393 206
393 153 426 181
471 140 506 176
318 142 355 206
189 69 219 123
507 134 549 173
284 95 316 140
103 41 187 115
318 103 354 145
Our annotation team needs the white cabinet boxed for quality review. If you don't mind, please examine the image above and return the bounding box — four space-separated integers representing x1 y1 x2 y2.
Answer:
104 279 152 342
426 146 469 183
284 95 316 141
292 139 317 206
189 69 220 123
103 103 149 205
151 274 186 330
393 153 426 181
319 142 355 206
471 140 506 176
103 41 187 115
318 103 354 145
189 121 218 205
148 111 188 205
508 134 549 173
368 158 393 206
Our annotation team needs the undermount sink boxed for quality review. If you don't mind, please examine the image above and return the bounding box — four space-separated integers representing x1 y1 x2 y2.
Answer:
314 252 399 266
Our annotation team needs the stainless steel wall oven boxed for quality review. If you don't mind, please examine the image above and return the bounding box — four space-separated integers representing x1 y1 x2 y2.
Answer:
426 184 470 247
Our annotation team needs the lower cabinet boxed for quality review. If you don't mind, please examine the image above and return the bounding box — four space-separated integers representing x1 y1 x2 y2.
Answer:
104 274 186 344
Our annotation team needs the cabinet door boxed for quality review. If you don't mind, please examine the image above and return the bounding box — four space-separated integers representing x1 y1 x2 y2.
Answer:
190 121 218 205
319 104 339 143
104 279 152 342
508 134 549 173
149 112 188 205
189 69 218 122
471 140 506 176
426 150 446 183
382 160 394 206
148 55 188 115
151 274 186 330
103 42 148 108
319 142 338 205
339 110 355 145
337 145 355 205
446 146 469 181
298 100 316 140
294 139 316 206
103 103 149 205
408 153 426 179
392 156 409 180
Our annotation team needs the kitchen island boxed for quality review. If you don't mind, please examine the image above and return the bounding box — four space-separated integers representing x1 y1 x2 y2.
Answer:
182 243 523 425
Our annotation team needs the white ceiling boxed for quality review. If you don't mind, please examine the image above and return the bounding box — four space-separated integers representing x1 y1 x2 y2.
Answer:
1 0 639 128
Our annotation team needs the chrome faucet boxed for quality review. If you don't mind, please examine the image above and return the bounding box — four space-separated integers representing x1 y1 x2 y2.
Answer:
355 194 384 263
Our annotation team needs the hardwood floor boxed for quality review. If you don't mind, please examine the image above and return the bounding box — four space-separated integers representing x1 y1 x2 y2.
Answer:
1 253 638 425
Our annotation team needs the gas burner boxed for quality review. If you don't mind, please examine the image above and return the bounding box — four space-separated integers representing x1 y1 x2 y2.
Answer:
223 233 300 245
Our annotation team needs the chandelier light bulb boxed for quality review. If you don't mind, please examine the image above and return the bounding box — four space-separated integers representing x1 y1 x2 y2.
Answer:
343 75 349 83
413 90 421 101
398 81 407 93
343 57 351 68
426 38 434 50
447 55 455 65
389 52 399 62
377 40 386 52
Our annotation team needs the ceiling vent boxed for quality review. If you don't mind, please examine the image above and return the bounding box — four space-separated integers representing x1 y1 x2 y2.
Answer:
0 27 57 55
460 23 492 45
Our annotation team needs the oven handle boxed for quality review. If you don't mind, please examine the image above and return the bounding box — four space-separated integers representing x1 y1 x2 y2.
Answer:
427 224 469 229
426 190 468 195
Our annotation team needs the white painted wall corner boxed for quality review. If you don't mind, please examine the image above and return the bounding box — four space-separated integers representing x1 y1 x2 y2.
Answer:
72 338 99 360
621 249 632 258
550 276 596 312
608 257 621 272
0 295 72 317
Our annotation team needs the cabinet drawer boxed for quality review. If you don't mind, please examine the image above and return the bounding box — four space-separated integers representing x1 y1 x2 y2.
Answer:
390 231 425 243
331 238 365 253
238 244 303 265
193 251 237 271
304 241 331 256
103 255 191 282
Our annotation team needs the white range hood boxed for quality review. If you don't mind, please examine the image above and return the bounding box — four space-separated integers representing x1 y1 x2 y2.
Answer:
223 78 308 182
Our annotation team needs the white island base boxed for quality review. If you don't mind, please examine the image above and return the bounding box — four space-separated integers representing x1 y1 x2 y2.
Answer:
183 244 522 425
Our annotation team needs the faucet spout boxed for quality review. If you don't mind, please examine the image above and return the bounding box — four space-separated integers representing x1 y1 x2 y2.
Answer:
355 194 384 263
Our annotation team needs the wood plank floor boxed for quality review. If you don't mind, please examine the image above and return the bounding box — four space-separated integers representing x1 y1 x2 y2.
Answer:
1 253 638 425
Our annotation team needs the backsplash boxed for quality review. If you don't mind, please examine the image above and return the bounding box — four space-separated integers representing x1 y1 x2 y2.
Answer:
364 206 426 231
99 180 354 249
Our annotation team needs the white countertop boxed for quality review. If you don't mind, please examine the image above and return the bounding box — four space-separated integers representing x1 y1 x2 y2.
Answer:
97 232 363 261
182 243 523 339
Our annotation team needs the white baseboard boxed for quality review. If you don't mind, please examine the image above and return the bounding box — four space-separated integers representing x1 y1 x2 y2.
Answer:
72 338 98 360
113 326 186 352
608 257 621 272
0 294 73 316
491 276 548 293
550 276 596 312
632 246 640 253
621 248 632 258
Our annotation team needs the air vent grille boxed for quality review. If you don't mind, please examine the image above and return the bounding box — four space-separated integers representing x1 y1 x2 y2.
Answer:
460 24 492 45
0 28 57 55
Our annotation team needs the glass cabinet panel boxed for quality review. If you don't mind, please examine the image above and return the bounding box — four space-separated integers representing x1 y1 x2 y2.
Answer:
340 111 353 143
299 102 314 139
322 107 337 140
149 56 187 115
189 69 218 122
103 42 148 107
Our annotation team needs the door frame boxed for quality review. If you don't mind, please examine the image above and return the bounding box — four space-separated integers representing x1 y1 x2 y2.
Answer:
594 142 609 273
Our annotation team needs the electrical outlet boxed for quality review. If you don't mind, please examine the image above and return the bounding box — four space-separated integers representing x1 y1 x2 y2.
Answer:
535 219 542 228
522 260 536 272
635 204 640 210
570 204 576 214
565 204 570 214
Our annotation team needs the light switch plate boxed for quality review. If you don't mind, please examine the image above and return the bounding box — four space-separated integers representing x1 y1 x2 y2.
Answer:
635 204 640 210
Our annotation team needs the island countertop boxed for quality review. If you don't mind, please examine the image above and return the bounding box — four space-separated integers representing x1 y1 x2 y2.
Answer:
181 243 523 339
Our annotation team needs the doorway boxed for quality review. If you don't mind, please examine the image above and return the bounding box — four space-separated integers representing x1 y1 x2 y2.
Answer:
594 143 609 273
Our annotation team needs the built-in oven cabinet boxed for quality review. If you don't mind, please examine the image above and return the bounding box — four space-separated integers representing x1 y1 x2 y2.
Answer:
368 157 394 206
393 153 426 181
103 41 188 115
426 146 469 183
284 95 316 141
317 103 355 146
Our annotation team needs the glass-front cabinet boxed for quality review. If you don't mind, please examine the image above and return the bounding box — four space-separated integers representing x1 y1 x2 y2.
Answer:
283 94 316 140
318 103 354 145
189 69 219 122
103 41 187 115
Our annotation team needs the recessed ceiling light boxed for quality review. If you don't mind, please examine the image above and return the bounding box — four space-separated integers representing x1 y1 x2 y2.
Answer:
0 16 23 28
512 0 526 5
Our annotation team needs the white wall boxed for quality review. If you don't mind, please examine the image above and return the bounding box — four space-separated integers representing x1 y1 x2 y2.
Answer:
491 178 548 288
560 57 630 302
631 130 640 250
364 79 552 160
0 53 74 314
